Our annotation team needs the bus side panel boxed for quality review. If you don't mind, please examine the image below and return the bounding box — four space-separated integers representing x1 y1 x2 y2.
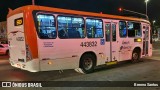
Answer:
118 21 144 61
38 38 105 71
38 39 80 71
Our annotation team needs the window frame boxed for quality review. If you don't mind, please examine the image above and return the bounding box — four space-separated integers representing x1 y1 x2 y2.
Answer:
86 18 104 39
127 21 142 38
57 15 85 39
33 11 57 39
119 21 127 38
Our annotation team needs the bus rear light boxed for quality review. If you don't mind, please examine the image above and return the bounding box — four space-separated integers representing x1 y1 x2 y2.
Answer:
26 45 32 60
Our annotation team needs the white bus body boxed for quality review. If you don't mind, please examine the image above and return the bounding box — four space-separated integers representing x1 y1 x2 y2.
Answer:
7 5 152 73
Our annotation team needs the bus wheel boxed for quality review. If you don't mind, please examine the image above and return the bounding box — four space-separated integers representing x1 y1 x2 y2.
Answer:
80 54 96 74
132 49 140 63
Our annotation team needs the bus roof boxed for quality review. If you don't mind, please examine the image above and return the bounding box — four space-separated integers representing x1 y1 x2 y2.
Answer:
8 5 150 24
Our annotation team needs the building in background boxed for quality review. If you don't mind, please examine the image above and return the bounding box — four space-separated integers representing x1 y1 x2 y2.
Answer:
0 21 7 44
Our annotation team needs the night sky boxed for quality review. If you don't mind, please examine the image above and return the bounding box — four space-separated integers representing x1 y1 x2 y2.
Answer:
0 0 160 25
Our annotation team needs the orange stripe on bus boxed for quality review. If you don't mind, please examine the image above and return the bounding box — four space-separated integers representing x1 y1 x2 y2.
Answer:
7 5 150 24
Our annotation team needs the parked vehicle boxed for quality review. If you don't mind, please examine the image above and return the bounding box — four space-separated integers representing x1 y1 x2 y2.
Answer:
0 44 9 55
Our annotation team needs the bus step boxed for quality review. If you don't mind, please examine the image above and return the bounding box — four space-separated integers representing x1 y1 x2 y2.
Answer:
105 61 117 65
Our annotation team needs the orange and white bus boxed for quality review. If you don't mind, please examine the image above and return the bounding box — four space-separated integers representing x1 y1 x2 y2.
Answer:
7 5 152 73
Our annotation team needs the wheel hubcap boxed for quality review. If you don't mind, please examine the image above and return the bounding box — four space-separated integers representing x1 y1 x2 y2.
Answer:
133 53 138 60
83 58 93 70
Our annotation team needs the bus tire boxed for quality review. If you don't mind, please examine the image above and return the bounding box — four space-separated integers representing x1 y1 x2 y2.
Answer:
131 49 140 63
80 54 96 74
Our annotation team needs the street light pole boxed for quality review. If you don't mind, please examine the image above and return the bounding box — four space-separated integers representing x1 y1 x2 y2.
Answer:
145 0 149 16
32 0 35 5
122 8 149 20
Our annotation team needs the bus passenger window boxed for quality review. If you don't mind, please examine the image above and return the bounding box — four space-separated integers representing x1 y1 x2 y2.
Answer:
36 14 56 39
58 16 84 39
119 21 127 37
86 19 103 38
127 22 141 37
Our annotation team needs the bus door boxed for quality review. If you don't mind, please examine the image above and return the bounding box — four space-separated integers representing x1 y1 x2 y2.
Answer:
143 25 149 56
105 22 118 65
